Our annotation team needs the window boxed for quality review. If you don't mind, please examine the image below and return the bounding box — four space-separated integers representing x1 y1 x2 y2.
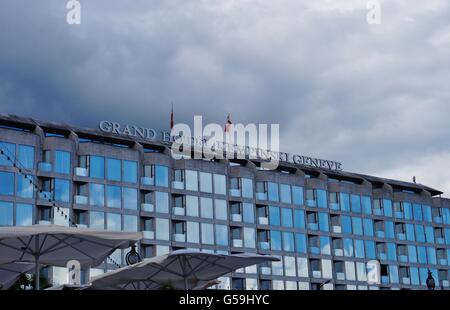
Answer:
214 199 227 220
106 186 121 208
201 223 214 245
0 172 14 196
284 256 297 277
317 190 327 208
415 224 425 242
295 233 307 254
387 243 397 261
155 192 169 213
365 241 376 259
281 208 293 227
322 259 333 279
17 174 33 198
200 197 214 218
320 236 331 255
345 261 356 281
403 202 413 220
54 151 70 174
106 158 121 181
422 205 432 222
0 201 13 226
344 238 354 257
413 204 423 221
363 218 374 236
385 221 395 239
185 170 198 191
417 246 427 264
340 193 350 212
0 142 15 166
270 230 282 251
215 225 228 246
156 218 170 241
90 211 104 229
354 239 365 258
123 160 137 183
186 195 199 217
244 227 256 248
341 216 352 234
406 223 415 241
18 145 34 169
427 247 437 265
107 213 122 231
351 195 361 213
292 186 304 205
383 199 393 217
89 156 105 179
16 203 32 226
123 215 138 232
318 212 329 232
352 217 363 235
123 187 137 210
282 232 295 252
187 222 200 243
294 210 305 229
362 196 371 214
268 182 279 202
243 203 255 223
241 178 253 198
155 165 168 187
199 172 212 193
280 184 291 204
213 174 226 195
54 179 70 202
297 257 309 277
269 206 280 226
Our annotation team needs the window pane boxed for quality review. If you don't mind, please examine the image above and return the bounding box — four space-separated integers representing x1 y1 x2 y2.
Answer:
281 208 293 227
341 215 352 234
297 257 309 277
0 201 13 226
17 174 33 198
123 215 137 232
0 172 14 196
244 227 256 248
55 151 70 174
16 203 33 226
199 172 212 193
292 186 304 206
363 218 374 236
214 174 226 195
155 192 169 213
282 232 295 252
106 158 121 181
269 206 280 226
215 224 228 246
0 142 15 166
351 195 361 213
270 230 282 251
295 233 307 254
187 221 200 243
280 184 291 204
317 190 327 208
89 183 105 206
214 199 227 220
383 199 393 217
268 182 279 202
344 238 354 257
354 239 365 258
340 193 350 212
90 156 105 179
123 160 137 183
322 259 333 279
123 187 137 210
200 197 214 218
185 170 198 191
362 196 372 214
90 211 104 229
413 204 423 221
352 217 363 235
107 213 122 231
54 179 70 202
319 212 329 232
242 178 253 198
320 236 331 255
186 195 199 217
243 203 255 223
18 145 34 169
365 240 376 259
201 223 214 245
155 165 168 187
106 185 121 208
294 210 305 229
155 218 169 240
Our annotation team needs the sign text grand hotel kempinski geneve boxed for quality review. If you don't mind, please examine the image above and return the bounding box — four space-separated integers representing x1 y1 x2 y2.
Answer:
99 120 343 171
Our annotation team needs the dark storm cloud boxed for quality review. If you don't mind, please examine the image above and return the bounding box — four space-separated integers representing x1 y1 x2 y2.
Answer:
0 0 450 194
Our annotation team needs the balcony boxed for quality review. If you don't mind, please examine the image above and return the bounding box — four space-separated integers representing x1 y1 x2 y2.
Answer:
39 191 52 200
373 209 383 216
436 237 445 245
434 216 443 224
376 231 385 238
258 242 270 250
173 207 185 216
398 255 408 263
378 253 387 261
309 246 320 255
396 233 406 241
442 280 450 288
260 266 271 275
173 233 186 243
439 258 448 266
312 270 322 278
74 195 88 205
335 272 345 280
141 176 154 186
230 189 241 197
74 167 88 177
231 214 242 222
258 216 269 225
143 231 155 240
401 277 411 285
332 226 342 234
381 276 390 284
329 203 340 211
394 212 403 219
141 203 154 213
232 239 243 247
334 249 344 257
172 181 184 190
307 223 319 231
256 192 267 201
38 162 52 172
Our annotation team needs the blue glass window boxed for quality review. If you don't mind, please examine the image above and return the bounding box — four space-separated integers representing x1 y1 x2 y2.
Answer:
0 142 15 166
90 211 105 229
200 198 213 218
280 184 291 204
155 165 169 187
89 183 105 206
389 265 399 284
268 182 279 202
242 203 255 223
362 196 372 215
425 226 434 243
339 193 350 212
410 267 420 285
0 201 13 226
292 186 304 205
16 203 32 226
199 172 212 193
54 179 70 202
295 233 307 254
200 223 214 245
387 243 397 261
18 145 34 169
106 186 121 208
55 151 70 174
318 212 329 232
317 190 327 208
445 228 450 245
365 240 376 259
269 206 280 226
408 245 417 263
0 172 14 196
351 195 361 213
215 225 228 246
123 160 137 183
417 246 427 264
270 230 282 251
320 236 331 255
385 221 395 239
106 158 121 181
242 178 253 199
383 199 393 217
413 204 423 221
123 215 138 232
281 208 293 227
427 247 437 265
17 174 33 198
363 218 374 236
90 156 104 179
352 217 363 235
123 187 137 210
155 192 169 213
344 238 354 257
422 205 432 222
282 232 295 252
341 215 352 234
294 209 305 229
403 202 413 220
107 213 122 231
354 239 365 258
406 223 415 241
415 225 425 242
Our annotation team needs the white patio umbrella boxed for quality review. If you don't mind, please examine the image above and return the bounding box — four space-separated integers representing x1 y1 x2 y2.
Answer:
0 262 35 290
90 250 279 290
0 225 142 289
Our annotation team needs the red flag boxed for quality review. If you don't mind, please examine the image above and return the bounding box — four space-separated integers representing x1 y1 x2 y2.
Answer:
170 103 174 129
224 113 232 132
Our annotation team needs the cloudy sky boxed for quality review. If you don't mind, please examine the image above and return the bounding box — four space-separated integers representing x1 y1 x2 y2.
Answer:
1 0 449 196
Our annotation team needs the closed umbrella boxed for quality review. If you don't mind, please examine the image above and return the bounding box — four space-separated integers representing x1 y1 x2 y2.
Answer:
0 225 142 289
0 262 35 290
90 250 279 290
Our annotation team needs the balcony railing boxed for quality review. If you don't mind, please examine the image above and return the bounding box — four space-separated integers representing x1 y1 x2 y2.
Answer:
256 192 268 201
335 272 345 280
141 203 155 213
373 209 383 216
397 233 406 241
332 225 342 233
398 255 408 263
312 270 322 278
173 207 185 216
329 203 340 211
436 237 445 245
231 214 242 222
143 231 155 239
434 216 443 224
258 241 270 250
309 246 320 255
401 277 411 285
74 195 88 205
439 258 448 266
307 223 319 231
378 253 387 261
74 167 88 177
38 162 52 172
376 231 385 238
258 216 269 225
333 249 344 257
260 266 271 275
39 191 52 200
141 176 154 186
232 239 243 247
381 276 390 284
172 181 184 190
173 233 186 243
230 189 241 197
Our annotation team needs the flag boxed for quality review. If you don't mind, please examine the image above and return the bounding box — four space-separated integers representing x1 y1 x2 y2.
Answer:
224 113 232 132
170 102 174 129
